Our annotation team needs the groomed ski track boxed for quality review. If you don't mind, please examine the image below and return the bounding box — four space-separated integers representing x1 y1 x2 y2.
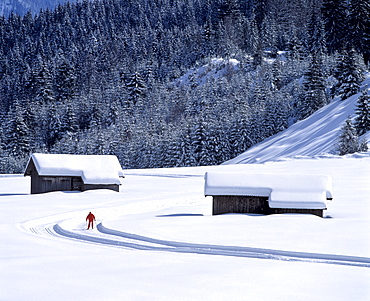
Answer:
26 218 370 269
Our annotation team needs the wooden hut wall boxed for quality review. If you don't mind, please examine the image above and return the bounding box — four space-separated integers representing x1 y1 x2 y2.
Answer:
270 208 324 217
212 196 324 217
213 196 270 215
82 184 119 192
38 176 72 194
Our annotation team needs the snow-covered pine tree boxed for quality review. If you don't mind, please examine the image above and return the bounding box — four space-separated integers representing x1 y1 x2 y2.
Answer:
336 48 364 100
248 15 263 68
307 6 326 55
355 89 370 136
191 117 208 166
126 71 146 107
34 60 54 104
206 122 227 166
174 123 196 167
45 103 63 149
321 0 347 54
55 58 76 103
61 100 79 136
264 96 289 136
337 117 360 155
4 102 31 158
347 0 370 64
298 53 326 120
229 117 252 158
359 139 369 152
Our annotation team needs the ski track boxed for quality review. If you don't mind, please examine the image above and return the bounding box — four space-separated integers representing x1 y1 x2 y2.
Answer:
25 218 370 269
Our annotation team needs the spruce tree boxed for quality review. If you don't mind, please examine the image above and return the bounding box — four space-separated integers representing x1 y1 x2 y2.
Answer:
191 117 208 166
4 102 31 158
336 49 364 100
355 90 370 136
55 58 76 103
34 60 54 104
230 117 252 158
45 103 63 149
175 123 196 167
126 71 146 108
299 53 326 120
347 0 370 63
337 117 360 155
61 100 79 135
307 7 326 55
321 0 347 54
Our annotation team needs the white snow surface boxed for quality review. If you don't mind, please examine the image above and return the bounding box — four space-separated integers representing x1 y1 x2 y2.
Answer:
27 153 124 184
176 57 239 87
1 156 370 300
204 172 333 209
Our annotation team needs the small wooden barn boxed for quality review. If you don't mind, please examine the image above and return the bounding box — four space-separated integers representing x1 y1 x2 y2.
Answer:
24 153 124 194
204 172 333 217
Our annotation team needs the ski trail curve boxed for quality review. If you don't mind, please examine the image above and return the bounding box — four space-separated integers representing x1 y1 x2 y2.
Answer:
46 221 370 268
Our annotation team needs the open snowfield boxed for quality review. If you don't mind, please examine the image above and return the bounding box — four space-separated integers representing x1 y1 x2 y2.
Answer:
1 155 370 300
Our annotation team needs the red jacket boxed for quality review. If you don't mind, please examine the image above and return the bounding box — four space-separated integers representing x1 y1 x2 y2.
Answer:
86 212 95 222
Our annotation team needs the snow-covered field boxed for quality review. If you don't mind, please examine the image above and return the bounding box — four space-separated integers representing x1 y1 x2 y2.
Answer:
1 155 370 300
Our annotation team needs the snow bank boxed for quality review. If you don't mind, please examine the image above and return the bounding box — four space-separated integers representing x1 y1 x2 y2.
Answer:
204 172 333 209
27 153 124 185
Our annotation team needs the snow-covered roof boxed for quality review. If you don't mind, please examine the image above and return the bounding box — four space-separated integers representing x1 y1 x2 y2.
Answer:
204 172 333 209
25 153 124 185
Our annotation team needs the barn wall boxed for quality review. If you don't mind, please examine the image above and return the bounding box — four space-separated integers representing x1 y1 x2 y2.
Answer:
31 173 41 194
31 178 119 193
40 177 71 193
213 196 269 215
82 184 119 192
72 177 83 191
30 175 119 194
270 208 324 217
212 196 324 217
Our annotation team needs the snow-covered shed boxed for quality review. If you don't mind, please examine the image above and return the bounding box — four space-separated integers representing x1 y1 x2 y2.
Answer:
204 172 333 217
24 153 124 194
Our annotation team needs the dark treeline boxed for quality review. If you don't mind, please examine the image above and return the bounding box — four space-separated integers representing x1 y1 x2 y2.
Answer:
0 0 369 172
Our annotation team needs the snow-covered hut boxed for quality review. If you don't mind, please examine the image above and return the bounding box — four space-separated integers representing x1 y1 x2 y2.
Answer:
204 172 333 217
24 153 124 194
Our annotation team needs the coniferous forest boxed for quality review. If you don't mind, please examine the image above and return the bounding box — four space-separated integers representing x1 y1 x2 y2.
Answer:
0 0 369 172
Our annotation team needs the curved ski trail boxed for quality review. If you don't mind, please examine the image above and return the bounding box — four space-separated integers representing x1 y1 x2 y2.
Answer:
47 221 370 268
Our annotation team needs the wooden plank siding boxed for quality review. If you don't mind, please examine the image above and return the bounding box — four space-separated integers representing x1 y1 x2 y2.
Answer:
29 175 119 194
213 196 270 215
212 196 324 217
40 176 71 193
271 208 324 217
83 184 119 192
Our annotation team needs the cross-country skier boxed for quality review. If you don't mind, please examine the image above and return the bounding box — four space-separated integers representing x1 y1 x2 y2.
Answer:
86 212 96 230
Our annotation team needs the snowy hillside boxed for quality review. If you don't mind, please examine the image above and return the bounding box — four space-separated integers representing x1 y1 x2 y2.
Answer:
225 75 370 164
